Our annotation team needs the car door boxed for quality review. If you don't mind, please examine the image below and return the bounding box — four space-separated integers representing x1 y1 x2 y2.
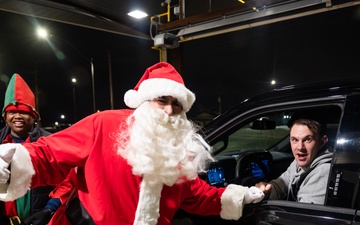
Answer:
241 94 360 225
240 200 356 225
173 92 360 225
326 94 360 221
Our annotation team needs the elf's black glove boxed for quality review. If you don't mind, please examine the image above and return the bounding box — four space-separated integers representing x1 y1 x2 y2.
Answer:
23 208 53 225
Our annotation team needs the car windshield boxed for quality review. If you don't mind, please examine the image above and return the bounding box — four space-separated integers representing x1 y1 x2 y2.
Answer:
214 113 291 156
209 106 342 157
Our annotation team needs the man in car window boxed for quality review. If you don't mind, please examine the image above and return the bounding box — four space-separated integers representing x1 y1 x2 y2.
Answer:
256 113 332 204
0 62 264 225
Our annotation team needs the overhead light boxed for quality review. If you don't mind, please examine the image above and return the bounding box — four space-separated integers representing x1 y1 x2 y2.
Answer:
128 10 148 19
36 27 49 39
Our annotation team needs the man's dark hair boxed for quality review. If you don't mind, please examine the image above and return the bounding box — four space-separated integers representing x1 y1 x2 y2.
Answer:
289 118 327 142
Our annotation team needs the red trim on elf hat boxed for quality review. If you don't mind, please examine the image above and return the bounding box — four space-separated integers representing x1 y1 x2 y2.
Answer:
2 74 40 120
4 103 39 119
124 62 195 112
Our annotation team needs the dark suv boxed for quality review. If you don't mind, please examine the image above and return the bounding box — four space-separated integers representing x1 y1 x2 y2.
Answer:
173 78 360 225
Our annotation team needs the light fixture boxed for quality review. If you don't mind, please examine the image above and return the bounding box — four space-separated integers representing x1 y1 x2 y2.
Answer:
36 27 49 39
127 10 148 19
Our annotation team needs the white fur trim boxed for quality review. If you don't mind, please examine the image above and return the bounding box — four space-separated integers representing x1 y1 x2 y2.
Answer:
133 176 163 225
0 144 35 201
124 89 142 109
220 184 248 220
136 78 195 112
244 186 264 204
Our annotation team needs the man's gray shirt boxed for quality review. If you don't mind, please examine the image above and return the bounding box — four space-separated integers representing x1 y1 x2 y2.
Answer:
269 150 333 204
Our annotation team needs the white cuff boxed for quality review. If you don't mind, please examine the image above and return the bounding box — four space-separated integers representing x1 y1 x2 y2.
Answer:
220 184 248 220
0 144 35 201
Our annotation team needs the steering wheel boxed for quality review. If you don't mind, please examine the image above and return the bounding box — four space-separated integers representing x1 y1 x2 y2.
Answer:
236 151 273 186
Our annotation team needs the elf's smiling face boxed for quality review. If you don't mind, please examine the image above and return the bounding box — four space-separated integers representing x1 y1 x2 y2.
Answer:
5 110 35 138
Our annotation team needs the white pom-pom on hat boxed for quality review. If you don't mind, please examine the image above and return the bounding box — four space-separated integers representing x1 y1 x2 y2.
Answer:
124 89 141 109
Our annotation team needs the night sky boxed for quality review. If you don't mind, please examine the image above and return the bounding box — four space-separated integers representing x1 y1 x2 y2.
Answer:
0 5 360 127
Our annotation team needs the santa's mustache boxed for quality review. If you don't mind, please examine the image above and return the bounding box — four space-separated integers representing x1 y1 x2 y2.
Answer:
150 107 185 130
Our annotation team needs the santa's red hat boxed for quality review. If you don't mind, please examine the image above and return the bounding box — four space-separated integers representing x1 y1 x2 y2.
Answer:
2 74 40 120
124 62 195 112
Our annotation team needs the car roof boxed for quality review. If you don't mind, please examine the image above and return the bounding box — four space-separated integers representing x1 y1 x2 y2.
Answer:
240 77 360 111
202 77 360 137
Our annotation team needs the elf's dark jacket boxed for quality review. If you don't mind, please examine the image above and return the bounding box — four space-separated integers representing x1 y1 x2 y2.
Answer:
0 124 54 224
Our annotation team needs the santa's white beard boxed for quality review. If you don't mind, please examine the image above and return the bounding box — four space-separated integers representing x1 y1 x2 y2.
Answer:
117 102 214 187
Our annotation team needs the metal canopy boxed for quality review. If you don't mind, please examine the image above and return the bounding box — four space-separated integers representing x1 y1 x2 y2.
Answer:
0 0 151 40
1 0 358 44
157 0 360 41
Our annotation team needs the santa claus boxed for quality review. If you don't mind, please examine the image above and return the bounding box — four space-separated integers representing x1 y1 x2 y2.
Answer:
0 62 264 225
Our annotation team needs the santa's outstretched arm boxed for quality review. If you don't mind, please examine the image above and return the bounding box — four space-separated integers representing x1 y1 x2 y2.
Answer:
181 178 264 220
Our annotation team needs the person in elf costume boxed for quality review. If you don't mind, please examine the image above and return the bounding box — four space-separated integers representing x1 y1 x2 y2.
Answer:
0 62 264 225
0 74 75 225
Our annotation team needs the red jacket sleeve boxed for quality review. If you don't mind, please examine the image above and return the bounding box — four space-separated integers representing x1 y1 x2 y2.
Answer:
181 177 225 215
22 110 133 188
49 168 78 204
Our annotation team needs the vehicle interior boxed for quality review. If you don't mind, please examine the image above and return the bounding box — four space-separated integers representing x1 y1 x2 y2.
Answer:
201 105 341 187
172 104 343 224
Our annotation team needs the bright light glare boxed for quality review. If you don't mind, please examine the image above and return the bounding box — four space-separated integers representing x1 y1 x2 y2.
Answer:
337 139 348 144
271 80 276 85
72 78 77 83
60 115 65 119
127 10 148 19
36 27 48 39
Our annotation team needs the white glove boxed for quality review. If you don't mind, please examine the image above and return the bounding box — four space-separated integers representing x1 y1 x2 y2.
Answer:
0 145 16 184
244 186 265 204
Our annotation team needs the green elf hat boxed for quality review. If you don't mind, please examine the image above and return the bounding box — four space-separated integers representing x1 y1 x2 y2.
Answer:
2 73 40 120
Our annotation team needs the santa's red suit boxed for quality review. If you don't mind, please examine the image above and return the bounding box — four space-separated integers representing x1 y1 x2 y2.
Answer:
0 109 252 225
0 62 263 225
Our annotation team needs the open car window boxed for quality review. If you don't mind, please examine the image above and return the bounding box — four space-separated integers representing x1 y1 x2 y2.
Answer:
214 113 291 156
210 106 342 157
